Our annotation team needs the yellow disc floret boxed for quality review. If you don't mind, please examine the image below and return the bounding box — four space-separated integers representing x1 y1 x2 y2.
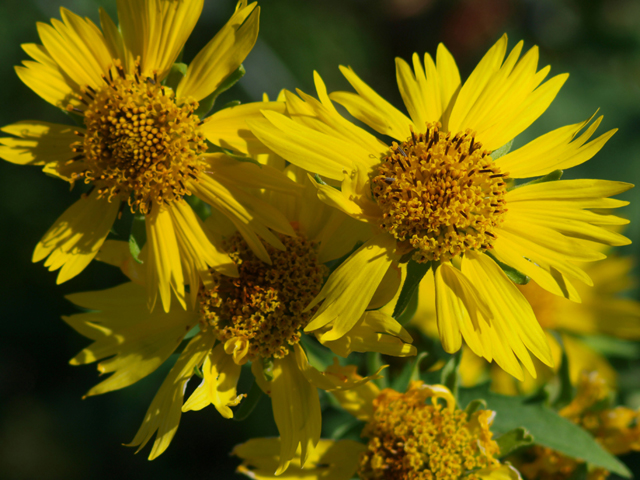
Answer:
198 231 327 363
69 62 208 214
372 123 508 263
359 381 500 480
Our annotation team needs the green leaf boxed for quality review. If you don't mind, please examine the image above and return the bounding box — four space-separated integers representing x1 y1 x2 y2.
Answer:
219 100 242 110
550 331 574 410
485 252 529 285
395 289 418 325
300 335 333 371
366 352 388 389
510 169 564 191
393 260 431 321
164 62 187 91
495 427 534 458
458 385 632 477
440 350 462 401
491 138 514 160
193 365 204 379
233 380 263 422
128 214 146 264
391 352 428 392
330 417 364 441
194 65 246 118
186 194 211 221
581 335 640 359
464 399 487 416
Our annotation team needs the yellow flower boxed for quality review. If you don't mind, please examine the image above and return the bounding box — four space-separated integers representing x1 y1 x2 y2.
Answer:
248 34 632 380
64 165 415 470
412 250 640 394
234 379 523 480
0 0 300 313
515 371 640 480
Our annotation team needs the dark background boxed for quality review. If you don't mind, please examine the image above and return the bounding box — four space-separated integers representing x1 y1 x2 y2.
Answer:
1 0 640 478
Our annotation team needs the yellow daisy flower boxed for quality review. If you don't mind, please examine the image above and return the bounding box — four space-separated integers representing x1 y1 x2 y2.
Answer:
248 34 632 380
64 165 415 469
412 249 640 394
0 0 298 312
514 371 640 480
234 378 523 480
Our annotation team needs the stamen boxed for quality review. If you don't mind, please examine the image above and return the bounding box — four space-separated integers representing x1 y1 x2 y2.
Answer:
372 122 508 263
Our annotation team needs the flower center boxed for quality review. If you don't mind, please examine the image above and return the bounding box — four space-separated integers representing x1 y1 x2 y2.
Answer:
372 123 508 263
359 384 499 480
69 62 208 214
198 231 327 363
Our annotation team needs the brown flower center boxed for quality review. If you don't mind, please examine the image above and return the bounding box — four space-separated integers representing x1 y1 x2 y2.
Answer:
372 123 508 263
198 231 327 362
69 62 207 214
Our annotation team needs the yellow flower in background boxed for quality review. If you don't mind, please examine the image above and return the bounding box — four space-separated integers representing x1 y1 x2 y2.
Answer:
234 379 522 480
514 371 640 480
64 165 415 470
0 0 299 313
249 34 632 380
412 251 640 394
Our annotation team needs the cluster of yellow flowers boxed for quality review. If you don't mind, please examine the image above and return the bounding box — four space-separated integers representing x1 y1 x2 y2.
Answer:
3 0 640 479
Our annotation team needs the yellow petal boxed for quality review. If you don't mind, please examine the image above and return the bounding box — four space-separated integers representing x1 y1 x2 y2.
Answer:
249 112 357 181
126 330 215 460
99 8 125 62
434 262 493 359
318 310 416 358
177 2 259 101
507 178 633 202
448 34 508 134
492 232 581 302
145 204 185 313
304 232 397 340
116 0 203 78
63 282 198 395
463 251 553 378
191 173 290 264
334 65 414 140
496 114 615 178
167 200 238 306
199 101 286 156
270 347 322 474
33 190 120 284
15 55 79 109
95 239 147 285
37 9 112 90
0 120 79 172
233 438 365 480
182 343 243 418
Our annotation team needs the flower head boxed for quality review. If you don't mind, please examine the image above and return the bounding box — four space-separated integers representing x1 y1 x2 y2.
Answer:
249 34 632 380
235 379 522 480
0 0 300 312
64 164 415 470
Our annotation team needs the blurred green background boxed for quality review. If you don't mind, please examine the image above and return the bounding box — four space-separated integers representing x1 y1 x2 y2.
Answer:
1 0 640 478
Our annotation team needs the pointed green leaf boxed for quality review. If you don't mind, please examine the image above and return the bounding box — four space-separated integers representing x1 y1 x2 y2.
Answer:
195 65 246 118
510 169 564 191
495 427 534 458
233 380 263 422
366 352 388 389
464 399 487 416
164 62 188 91
129 214 146 264
391 352 428 392
393 260 431 321
491 138 514 160
459 385 632 477
440 350 462 401
485 252 529 285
